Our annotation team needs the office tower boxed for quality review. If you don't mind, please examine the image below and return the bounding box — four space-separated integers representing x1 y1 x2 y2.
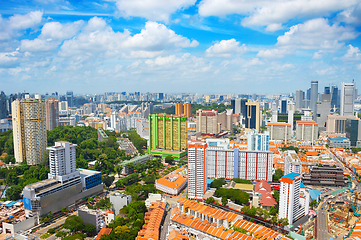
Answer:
306 88 311 100
295 90 304 110
148 114 188 160
310 80 318 112
0 91 7 119
8 93 18 115
234 99 241 115
12 97 47 165
188 142 208 200
196 109 218 134
158 93 164 100
245 102 260 132
281 100 287 113
47 141 77 178
66 91 73 107
247 130 269 151
340 81 355 116
316 94 331 131
175 103 184 116
231 99 235 114
283 150 302 175
324 87 330 94
184 103 191 118
278 173 303 226
45 98 59 131
331 85 339 109
240 99 247 116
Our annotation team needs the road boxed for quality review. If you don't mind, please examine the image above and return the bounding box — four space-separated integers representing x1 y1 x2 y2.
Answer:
317 200 332 240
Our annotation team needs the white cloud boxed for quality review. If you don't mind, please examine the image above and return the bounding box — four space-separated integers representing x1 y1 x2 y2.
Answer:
198 0 359 29
20 20 83 52
336 3 361 26
0 51 18 65
357 63 361 69
342 44 361 61
59 18 198 58
0 11 43 40
114 0 196 23
205 39 247 57
313 50 324 59
257 48 292 59
265 23 283 32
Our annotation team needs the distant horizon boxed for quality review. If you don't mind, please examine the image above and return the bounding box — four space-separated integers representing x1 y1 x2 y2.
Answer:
0 0 360 93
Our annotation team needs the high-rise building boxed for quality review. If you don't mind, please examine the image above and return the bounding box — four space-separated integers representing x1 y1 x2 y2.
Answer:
240 99 247 117
281 100 287 113
47 141 77 178
306 88 311 100
245 102 260 132
0 91 7 119
247 130 269 151
12 97 47 165
340 81 355 116
295 90 304 110
148 114 188 160
158 93 164 100
283 150 302 175
316 94 331 131
278 173 304 226
234 99 241 115
66 91 73 107
59 101 68 111
45 98 59 131
296 121 319 142
196 109 218 134
324 87 330 94
266 123 292 142
175 103 183 116
331 85 339 109
231 99 235 114
310 80 318 112
184 103 191 118
238 150 273 182
188 142 208 200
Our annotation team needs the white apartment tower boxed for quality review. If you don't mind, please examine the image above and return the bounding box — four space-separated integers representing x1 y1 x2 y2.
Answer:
340 81 355 116
188 142 208 200
247 130 269 151
12 97 47 165
47 141 77 178
278 173 304 226
284 150 302 175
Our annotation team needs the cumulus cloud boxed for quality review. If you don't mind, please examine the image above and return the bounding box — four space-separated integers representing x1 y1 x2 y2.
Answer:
114 0 196 23
0 11 43 41
198 0 359 30
20 20 83 52
59 18 198 58
0 51 18 65
205 39 247 57
257 48 292 59
342 44 361 61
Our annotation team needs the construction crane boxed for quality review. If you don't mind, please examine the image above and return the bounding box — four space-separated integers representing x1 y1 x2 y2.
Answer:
344 202 350 228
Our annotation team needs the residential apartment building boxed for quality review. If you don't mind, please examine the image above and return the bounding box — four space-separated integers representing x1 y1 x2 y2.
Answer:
175 103 184 116
12 97 47 165
283 150 302 175
278 173 304 226
247 130 269 151
184 103 191 118
266 123 292 142
188 142 208 200
45 98 59 131
196 109 218 134
295 121 318 142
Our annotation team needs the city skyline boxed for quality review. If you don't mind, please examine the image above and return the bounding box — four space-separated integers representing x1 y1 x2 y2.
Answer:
0 0 361 94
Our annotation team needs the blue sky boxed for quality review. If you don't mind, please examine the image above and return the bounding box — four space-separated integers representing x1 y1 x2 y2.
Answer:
0 0 361 95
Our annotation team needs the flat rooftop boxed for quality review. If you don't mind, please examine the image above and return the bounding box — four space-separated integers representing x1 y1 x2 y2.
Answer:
25 178 58 190
78 168 101 176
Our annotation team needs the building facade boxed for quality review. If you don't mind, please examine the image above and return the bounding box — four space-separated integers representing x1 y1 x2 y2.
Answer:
302 165 348 187
196 109 218 134
283 150 302 175
188 142 207 200
245 102 260 132
266 123 292 142
45 98 59 131
340 81 355 116
295 121 319 142
12 98 47 165
247 130 269 151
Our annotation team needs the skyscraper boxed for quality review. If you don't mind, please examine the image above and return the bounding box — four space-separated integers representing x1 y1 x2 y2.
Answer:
66 91 73 107
234 99 241 115
0 91 7 119
310 80 318 112
12 97 47 165
295 90 304 110
281 100 287 113
184 103 191 118
324 87 330 94
340 81 355 116
45 98 59 131
245 102 260 132
175 103 183 116
188 142 208 200
231 99 235 114
331 85 339 109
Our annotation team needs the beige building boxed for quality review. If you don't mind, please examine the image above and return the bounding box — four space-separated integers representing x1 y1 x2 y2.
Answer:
45 98 59 131
266 123 292 142
196 109 236 135
326 115 358 133
296 121 318 142
245 102 260 132
12 97 47 165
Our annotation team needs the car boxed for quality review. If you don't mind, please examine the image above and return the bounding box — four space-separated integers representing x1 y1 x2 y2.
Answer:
294 228 299 232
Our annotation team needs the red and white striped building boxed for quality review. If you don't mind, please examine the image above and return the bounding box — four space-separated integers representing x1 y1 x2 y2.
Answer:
188 142 208 200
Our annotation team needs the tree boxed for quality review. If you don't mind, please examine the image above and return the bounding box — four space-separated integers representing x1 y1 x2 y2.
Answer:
165 156 175 165
47 228 55 234
114 225 130 235
103 175 115 188
83 223 96 236
6 172 18 185
210 178 226 189
63 215 84 232
221 196 228 206
115 165 123 176
205 197 215 204
272 169 284 183
55 231 68 238
273 190 280 203
269 206 278 216
6 186 22 200
48 212 53 219
279 218 289 227
62 206 69 213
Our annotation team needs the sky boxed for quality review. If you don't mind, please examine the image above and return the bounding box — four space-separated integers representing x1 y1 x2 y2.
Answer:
1 0 361 95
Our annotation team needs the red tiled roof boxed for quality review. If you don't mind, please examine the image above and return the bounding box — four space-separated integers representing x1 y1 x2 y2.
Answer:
95 228 112 239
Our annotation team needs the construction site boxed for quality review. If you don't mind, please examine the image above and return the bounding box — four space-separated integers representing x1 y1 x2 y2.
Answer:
328 189 361 238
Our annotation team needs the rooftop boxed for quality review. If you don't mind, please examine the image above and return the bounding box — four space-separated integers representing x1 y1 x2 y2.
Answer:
282 172 300 180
